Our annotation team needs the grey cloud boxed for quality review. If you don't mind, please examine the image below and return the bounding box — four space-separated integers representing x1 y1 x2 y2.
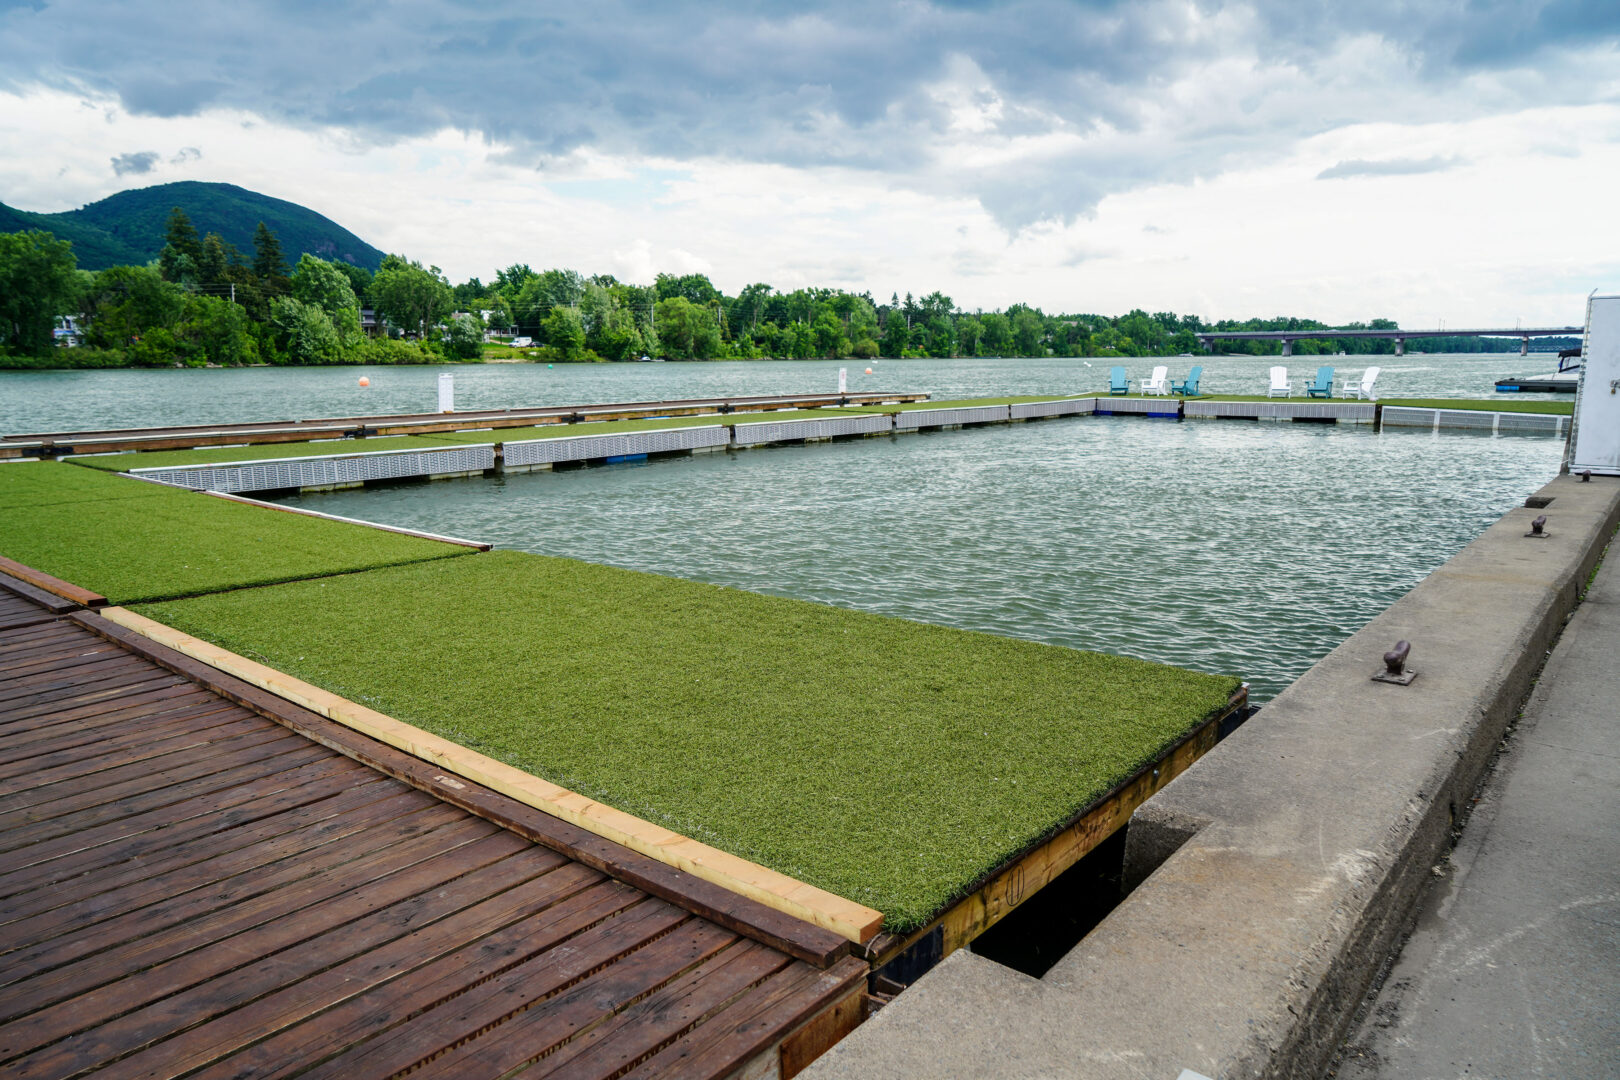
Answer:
4 2 1618 230
109 150 158 175
120 77 225 117
171 146 201 163
1317 156 1464 180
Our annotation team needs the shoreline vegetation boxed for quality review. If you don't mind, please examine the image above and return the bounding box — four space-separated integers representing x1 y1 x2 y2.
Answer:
3 208 1579 372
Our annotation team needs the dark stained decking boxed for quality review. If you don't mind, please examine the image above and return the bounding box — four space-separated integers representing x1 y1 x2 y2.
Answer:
0 575 865 1080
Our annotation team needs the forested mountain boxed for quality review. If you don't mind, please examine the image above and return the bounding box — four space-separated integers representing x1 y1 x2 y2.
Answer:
0 182 383 271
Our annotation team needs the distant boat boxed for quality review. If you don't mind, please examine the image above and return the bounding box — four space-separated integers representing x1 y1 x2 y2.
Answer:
1496 349 1581 393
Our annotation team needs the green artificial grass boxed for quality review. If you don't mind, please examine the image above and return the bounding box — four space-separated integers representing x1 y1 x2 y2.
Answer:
65 435 477 472
0 460 177 510
136 550 1240 931
0 485 471 603
425 410 872 445
1195 394 1571 414
1377 397 1573 415
855 395 1084 411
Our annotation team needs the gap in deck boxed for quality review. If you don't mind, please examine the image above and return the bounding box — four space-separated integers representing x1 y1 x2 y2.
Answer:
964 829 1128 978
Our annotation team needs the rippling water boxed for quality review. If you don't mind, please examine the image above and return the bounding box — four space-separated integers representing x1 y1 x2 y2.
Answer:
1 352 1566 434
274 418 1564 701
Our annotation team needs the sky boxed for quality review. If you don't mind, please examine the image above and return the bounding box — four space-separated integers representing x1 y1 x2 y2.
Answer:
2 1 1619 326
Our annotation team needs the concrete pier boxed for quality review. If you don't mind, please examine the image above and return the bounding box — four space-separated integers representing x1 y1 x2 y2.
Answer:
1334 540 1620 1078
805 473 1620 1080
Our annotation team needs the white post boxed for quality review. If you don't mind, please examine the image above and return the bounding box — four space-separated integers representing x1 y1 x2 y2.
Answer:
838 368 847 394
438 372 454 413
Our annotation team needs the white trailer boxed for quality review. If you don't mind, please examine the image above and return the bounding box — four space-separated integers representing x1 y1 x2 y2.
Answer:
1570 294 1620 475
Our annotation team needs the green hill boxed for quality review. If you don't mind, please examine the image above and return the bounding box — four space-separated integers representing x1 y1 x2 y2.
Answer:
0 181 385 271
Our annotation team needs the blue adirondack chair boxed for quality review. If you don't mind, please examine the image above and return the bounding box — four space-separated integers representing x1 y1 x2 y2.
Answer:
1108 366 1129 395
1304 365 1334 398
1170 365 1203 396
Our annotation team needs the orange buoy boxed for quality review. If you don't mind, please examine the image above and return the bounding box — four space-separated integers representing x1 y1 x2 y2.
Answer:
864 367 873 374
358 377 370 387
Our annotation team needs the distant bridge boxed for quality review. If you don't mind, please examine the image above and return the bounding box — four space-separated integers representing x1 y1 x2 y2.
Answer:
1196 327 1583 357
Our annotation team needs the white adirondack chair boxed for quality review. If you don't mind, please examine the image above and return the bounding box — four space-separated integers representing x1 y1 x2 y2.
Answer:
1341 366 1381 400
1266 366 1292 398
1139 365 1170 396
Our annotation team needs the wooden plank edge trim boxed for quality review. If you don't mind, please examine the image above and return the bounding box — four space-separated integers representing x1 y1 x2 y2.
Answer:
0 556 107 607
92 605 883 946
69 608 851 968
200 492 493 550
0 570 82 613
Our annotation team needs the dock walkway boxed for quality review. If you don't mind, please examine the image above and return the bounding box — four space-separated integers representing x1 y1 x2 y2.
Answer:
0 572 865 1079
1334 539 1620 1077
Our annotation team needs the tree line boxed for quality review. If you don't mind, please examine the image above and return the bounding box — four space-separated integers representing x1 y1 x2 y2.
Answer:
0 209 473 368
0 212 1537 368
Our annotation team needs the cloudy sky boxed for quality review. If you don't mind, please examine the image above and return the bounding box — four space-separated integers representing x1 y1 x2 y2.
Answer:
2 0 1618 325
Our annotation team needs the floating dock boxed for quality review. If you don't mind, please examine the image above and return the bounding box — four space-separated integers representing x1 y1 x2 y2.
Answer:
0 568 867 1080
22 392 1570 497
0 392 928 457
1380 405 1571 436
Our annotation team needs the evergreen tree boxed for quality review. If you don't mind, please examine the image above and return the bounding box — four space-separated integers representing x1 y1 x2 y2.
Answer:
252 222 289 294
197 233 229 288
164 207 202 262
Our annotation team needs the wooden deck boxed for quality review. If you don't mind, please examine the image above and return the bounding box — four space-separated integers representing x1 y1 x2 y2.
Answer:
0 573 866 1080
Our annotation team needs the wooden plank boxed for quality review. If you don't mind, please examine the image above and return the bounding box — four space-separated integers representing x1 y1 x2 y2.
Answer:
868 703 1233 972
290 901 698 1080
0 556 106 607
96 606 885 946
632 958 868 1080
177 879 648 1080
8 847 567 1079
0 671 192 727
0 652 165 703
0 571 80 614
0 795 455 949
0 712 267 788
510 941 790 1080
0 828 528 1057
0 799 472 980
0 692 238 765
0 783 435 926
0 753 362 874
399 922 745 1080
75 859 600 1080
0 694 250 772
779 981 867 1078
0 742 331 854
0 707 256 798
0 632 120 669
74 611 853 968
0 729 303 826
0 682 214 738
0 766 393 902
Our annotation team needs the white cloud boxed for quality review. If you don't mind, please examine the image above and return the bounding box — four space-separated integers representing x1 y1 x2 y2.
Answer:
2 86 1617 327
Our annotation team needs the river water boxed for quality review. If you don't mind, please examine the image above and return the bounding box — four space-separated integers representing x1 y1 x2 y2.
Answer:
0 352 1566 434
2 356 1565 700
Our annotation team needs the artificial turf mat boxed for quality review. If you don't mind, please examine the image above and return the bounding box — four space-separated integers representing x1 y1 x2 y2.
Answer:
0 486 472 603
136 549 1241 931
1193 395 1572 413
1376 397 1573 414
854 395 1084 411
0 460 178 510
65 434 482 472
426 410 875 445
